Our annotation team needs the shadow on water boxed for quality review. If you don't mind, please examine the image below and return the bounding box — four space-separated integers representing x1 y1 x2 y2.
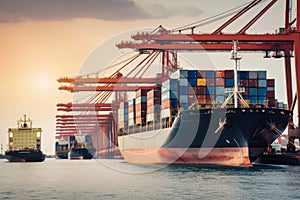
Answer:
161 163 289 173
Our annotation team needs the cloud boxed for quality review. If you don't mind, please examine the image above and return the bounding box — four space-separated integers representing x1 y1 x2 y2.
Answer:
0 0 151 23
134 1 202 19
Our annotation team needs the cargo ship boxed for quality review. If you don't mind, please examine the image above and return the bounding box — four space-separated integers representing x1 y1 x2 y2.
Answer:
5 115 45 162
117 44 291 166
55 138 69 159
68 134 96 160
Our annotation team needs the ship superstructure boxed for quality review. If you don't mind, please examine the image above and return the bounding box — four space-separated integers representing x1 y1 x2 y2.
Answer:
5 115 45 162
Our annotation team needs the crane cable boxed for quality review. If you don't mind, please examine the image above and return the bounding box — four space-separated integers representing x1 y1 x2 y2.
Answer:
171 0 267 32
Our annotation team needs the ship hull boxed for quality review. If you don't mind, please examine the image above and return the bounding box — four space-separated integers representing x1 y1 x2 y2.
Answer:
118 108 291 166
68 148 96 160
5 150 45 162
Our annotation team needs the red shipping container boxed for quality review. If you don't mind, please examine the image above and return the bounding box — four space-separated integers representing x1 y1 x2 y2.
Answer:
225 70 234 78
216 70 225 78
136 89 151 98
197 95 206 104
248 79 258 87
128 105 135 113
268 98 275 106
267 79 275 87
267 91 275 98
136 110 147 117
239 79 248 87
196 86 206 95
147 97 161 106
135 103 147 111
215 78 225 86
205 95 214 103
136 116 146 125
197 70 206 78
147 89 161 99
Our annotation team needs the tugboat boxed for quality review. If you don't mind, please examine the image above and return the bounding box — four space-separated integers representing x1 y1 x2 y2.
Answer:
68 134 96 160
5 115 45 162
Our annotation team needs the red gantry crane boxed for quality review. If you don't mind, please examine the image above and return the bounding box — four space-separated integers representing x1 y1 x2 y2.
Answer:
57 0 300 157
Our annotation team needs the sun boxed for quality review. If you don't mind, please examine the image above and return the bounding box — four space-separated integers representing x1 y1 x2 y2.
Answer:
35 76 50 90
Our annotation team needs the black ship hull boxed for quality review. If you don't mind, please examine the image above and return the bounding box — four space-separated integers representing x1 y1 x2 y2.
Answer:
56 150 69 159
255 152 300 165
118 108 291 166
5 150 45 162
68 148 96 160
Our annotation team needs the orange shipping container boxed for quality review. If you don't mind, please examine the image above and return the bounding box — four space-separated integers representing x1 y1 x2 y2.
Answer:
197 78 206 86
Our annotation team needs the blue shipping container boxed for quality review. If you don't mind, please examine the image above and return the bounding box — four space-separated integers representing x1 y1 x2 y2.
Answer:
205 70 215 79
179 78 189 86
267 86 274 91
238 71 249 79
258 88 267 96
179 95 188 103
249 88 257 96
215 86 225 95
188 70 197 78
206 86 215 95
188 77 197 86
179 86 189 95
258 79 267 87
161 91 178 101
215 95 225 103
225 78 234 87
258 71 267 79
180 103 189 110
249 71 258 79
250 96 257 104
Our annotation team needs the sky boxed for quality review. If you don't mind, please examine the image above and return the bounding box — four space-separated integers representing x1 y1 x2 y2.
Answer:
0 0 294 155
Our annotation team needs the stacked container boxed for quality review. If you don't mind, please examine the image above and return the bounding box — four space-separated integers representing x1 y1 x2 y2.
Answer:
161 78 179 120
135 88 151 126
146 87 161 127
128 99 136 127
118 102 128 130
267 79 275 107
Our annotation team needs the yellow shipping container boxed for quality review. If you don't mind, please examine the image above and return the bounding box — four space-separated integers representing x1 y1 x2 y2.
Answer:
197 78 206 86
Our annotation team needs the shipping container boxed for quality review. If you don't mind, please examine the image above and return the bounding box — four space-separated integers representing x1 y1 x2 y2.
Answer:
136 96 147 104
147 104 161 113
161 99 178 109
206 78 215 86
161 79 178 93
258 79 267 87
188 77 197 86
161 91 178 101
215 78 225 86
267 79 275 87
238 71 249 79
258 71 267 79
136 88 151 98
197 70 206 78
206 86 215 95
257 88 267 96
225 78 234 87
161 108 178 119
239 79 248 87
215 95 225 103
197 78 206 86
249 71 258 79
248 79 258 87
179 86 189 95
205 70 215 79
249 88 258 96
225 70 234 78
215 86 225 95
188 70 197 78
216 70 225 78
179 95 188 103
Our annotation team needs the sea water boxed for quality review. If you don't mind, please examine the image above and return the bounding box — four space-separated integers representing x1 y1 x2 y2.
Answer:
0 158 299 200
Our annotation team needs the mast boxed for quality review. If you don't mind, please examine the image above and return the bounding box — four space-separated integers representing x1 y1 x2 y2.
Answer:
231 41 242 108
